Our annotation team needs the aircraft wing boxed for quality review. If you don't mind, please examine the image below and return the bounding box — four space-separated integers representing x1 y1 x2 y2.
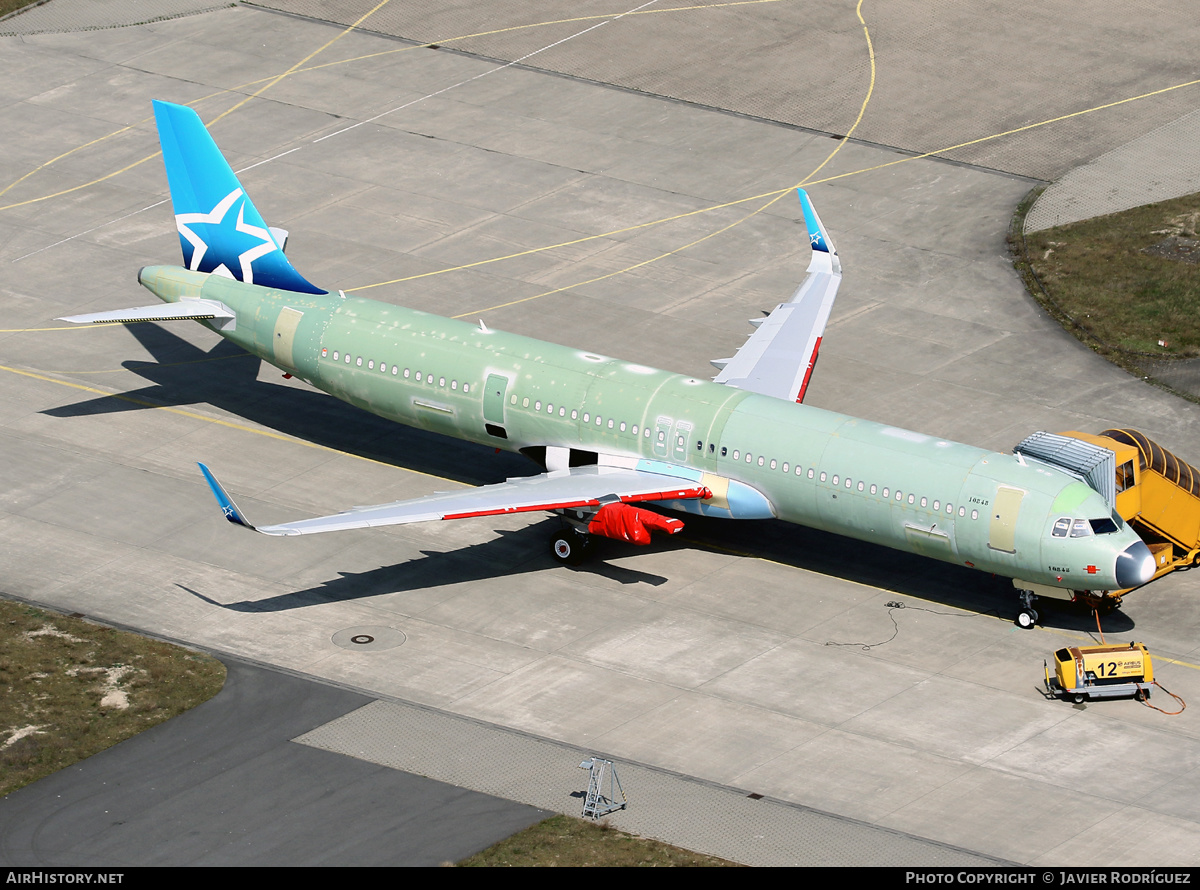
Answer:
199 463 710 536
711 188 842 403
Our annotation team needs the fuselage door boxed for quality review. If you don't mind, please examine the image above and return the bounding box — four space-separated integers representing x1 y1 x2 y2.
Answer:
653 416 672 458
673 420 693 462
988 485 1025 553
272 307 303 369
483 374 509 437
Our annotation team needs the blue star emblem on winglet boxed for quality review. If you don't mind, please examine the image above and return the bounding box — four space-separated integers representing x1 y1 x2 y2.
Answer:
199 463 256 530
798 188 832 255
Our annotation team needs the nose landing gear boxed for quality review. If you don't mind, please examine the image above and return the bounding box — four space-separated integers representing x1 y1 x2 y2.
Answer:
1016 588 1039 629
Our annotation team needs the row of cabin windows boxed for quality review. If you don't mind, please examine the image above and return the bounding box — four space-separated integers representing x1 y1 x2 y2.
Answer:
317 365 980 523
321 348 470 393
715 442 980 520
306 361 1032 526
308 364 1094 531
503 397 981 520
315 362 978 522
509 394 656 438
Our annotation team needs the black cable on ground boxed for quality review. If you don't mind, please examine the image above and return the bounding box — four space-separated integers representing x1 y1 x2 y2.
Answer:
824 600 1001 651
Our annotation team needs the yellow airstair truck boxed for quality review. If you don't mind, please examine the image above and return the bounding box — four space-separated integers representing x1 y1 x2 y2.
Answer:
1067 429 1200 580
1009 429 1200 623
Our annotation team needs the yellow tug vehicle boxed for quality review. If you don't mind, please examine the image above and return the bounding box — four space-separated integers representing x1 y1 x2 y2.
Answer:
1061 429 1200 589
1045 642 1154 703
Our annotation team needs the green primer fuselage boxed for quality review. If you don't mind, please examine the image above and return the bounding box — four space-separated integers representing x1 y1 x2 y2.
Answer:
139 265 1143 591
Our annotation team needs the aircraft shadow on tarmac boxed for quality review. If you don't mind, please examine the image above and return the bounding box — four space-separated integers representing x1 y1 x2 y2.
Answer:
177 526 672 613
43 322 533 485
45 324 1138 634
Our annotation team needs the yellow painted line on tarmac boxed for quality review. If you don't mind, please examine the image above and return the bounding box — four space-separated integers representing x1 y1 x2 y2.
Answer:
0 325 99 332
7 0 1198 311
447 0 876 318
204 0 396 130
360 74 1200 305
802 76 1200 189
0 0 396 211
0 0 788 211
1150 655 1200 672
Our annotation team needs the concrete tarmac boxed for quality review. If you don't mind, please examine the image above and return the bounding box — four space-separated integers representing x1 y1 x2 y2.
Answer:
0 658 549 866
2 1 1200 867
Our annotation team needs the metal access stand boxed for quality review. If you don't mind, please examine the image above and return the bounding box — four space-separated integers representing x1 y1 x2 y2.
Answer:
578 757 627 818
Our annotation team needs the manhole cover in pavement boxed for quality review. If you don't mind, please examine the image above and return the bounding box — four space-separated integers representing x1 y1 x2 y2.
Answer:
332 626 407 651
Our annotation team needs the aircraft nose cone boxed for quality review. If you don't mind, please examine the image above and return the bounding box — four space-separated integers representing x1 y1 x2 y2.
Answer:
1115 540 1155 588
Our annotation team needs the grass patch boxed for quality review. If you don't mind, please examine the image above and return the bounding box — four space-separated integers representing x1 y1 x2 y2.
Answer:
457 813 741 867
0 0 43 19
0 599 723 865
0 597 226 798
1016 192 1200 357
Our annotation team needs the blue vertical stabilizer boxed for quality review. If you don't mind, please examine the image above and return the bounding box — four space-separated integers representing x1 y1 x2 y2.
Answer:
152 100 326 294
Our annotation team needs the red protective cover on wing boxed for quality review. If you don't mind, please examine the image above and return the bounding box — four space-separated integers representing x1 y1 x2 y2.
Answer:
587 503 684 545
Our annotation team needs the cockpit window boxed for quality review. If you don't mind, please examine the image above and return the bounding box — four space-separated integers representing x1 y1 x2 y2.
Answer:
1070 519 1092 537
1089 516 1120 535
1052 518 1071 537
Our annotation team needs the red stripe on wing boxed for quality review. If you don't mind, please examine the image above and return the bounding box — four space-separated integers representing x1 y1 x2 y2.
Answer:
795 335 822 403
442 485 711 520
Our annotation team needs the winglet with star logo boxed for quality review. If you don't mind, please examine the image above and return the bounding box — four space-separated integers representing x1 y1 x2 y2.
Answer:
198 463 258 531
153 100 327 295
709 188 843 403
798 188 837 263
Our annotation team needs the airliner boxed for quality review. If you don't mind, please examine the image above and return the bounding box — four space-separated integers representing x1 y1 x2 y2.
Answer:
61 101 1156 627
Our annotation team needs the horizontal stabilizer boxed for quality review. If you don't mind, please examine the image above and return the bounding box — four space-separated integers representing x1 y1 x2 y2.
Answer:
58 298 236 330
197 463 711 537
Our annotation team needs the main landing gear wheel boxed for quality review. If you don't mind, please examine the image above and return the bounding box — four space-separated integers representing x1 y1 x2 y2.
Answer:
550 531 591 566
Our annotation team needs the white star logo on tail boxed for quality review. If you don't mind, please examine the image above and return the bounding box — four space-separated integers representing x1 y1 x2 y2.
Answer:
175 188 278 286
